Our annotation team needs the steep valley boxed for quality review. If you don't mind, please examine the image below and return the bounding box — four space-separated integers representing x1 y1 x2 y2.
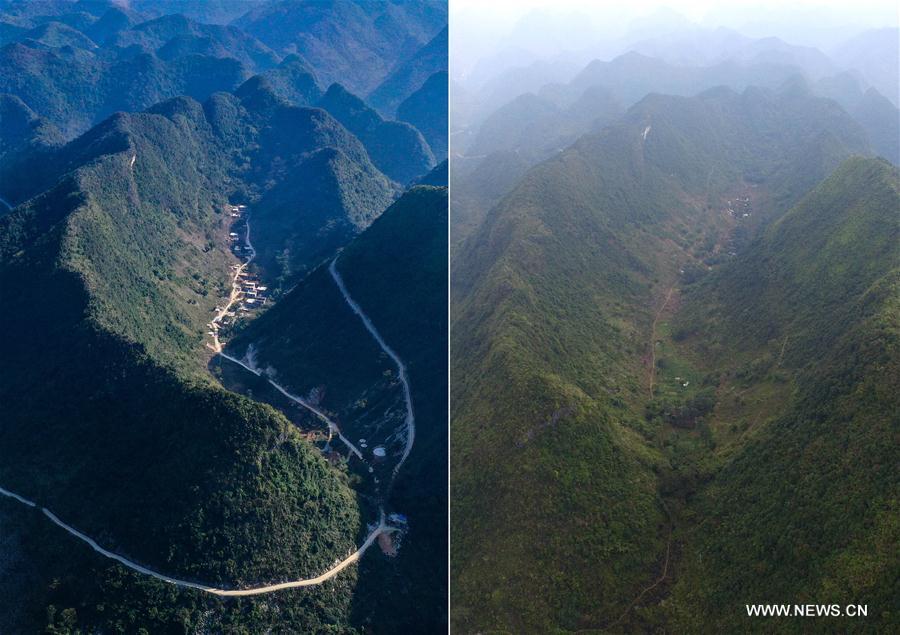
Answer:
0 71 441 634
451 82 897 633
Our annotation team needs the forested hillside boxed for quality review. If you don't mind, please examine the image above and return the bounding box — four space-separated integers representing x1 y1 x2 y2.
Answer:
0 3 447 631
451 83 886 632
0 95 364 632
665 156 900 632
225 185 449 633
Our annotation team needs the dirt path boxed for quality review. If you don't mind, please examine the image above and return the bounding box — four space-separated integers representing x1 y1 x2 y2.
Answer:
0 484 391 596
604 530 672 631
329 257 416 483
648 286 676 398
0 208 390 596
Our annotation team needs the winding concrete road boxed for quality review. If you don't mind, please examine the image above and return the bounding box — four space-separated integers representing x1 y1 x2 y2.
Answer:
0 207 395 597
329 257 415 480
211 215 364 460
0 484 390 596
208 216 256 354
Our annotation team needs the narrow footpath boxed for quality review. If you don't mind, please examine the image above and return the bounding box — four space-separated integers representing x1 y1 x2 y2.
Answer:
648 286 675 398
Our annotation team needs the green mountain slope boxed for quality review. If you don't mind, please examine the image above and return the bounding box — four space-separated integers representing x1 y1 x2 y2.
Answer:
109 13 279 71
318 83 435 184
666 157 899 632
467 85 622 162
237 0 446 97
0 93 64 208
0 39 250 137
0 78 403 633
397 70 448 162
368 24 448 116
225 185 448 633
241 53 323 106
451 85 875 633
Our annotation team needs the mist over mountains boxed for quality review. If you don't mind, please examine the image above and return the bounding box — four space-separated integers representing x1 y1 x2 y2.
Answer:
451 3 898 633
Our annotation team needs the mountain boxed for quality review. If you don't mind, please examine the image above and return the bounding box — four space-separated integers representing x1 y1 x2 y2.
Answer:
84 6 138 40
415 158 448 187
451 85 873 632
450 149 531 246
630 27 836 79
0 58 413 629
0 93 64 208
850 88 900 165
0 6 304 139
193 79 399 287
318 82 435 184
831 27 899 105
666 157 899 632
812 72 900 165
0 38 251 138
467 85 622 161
237 0 447 97
0 95 364 632
0 2 446 631
224 185 449 633
127 0 270 25
568 51 810 107
109 13 280 71
397 70 448 162
18 19 98 48
368 24 448 116
464 57 582 125
239 53 323 106
456 51 848 206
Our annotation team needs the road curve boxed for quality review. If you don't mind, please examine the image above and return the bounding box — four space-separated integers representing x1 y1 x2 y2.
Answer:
328 257 415 480
0 211 386 597
1 479 389 596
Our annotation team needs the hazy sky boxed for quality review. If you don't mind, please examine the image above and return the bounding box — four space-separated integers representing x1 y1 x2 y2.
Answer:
452 0 899 24
451 0 899 80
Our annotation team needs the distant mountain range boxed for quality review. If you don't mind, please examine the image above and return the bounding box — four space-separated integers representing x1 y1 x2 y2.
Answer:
451 81 896 632
0 0 446 143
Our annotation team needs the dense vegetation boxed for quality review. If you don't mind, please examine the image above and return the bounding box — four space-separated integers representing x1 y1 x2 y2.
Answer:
318 83 435 184
227 185 448 633
368 24 448 116
397 70 449 162
663 157 899 632
0 0 447 148
237 0 446 97
0 3 275 138
451 84 885 632
0 62 416 633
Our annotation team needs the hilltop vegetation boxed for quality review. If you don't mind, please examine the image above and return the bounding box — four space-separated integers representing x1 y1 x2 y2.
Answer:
0 63 417 632
237 0 446 97
398 70 448 162
225 185 448 633
318 83 435 184
451 84 885 632
0 4 280 138
368 24 448 116
662 157 899 632
0 1 447 632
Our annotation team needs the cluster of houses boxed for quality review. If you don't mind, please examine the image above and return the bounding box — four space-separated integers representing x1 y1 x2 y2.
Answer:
725 195 752 219
219 204 269 328
238 270 268 309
